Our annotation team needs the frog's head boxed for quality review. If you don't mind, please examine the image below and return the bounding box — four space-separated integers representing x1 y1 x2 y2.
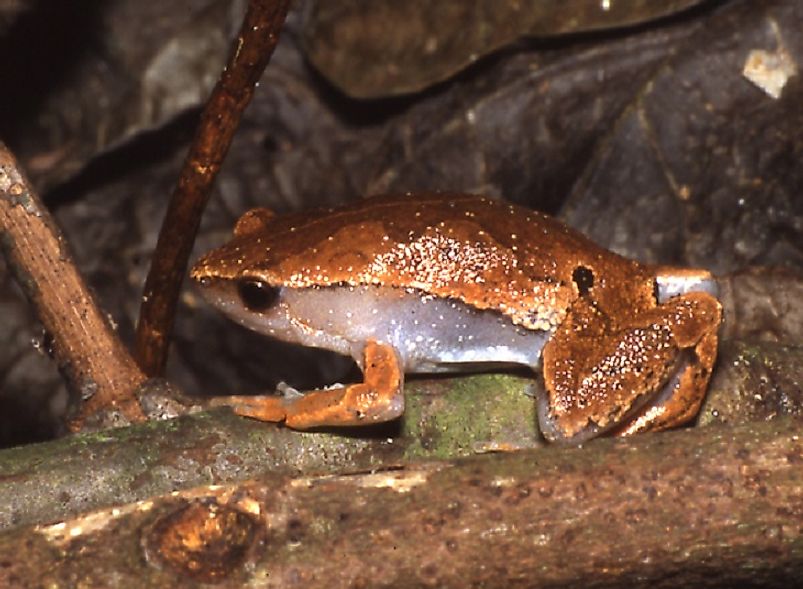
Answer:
191 264 288 336
190 206 297 339
190 206 367 357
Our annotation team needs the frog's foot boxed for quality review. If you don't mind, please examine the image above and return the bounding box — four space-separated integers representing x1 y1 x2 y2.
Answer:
276 381 304 400
613 292 721 437
539 292 721 444
216 340 404 429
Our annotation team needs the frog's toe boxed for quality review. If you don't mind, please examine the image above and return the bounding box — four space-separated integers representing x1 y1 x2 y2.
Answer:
282 382 405 428
276 381 304 400
535 398 605 445
211 394 288 422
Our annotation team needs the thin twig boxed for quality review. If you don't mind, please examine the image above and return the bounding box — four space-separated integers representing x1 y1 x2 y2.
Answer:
0 142 146 430
134 0 291 376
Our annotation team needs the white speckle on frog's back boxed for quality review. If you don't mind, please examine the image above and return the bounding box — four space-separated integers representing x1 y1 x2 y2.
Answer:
359 226 563 331
363 228 513 288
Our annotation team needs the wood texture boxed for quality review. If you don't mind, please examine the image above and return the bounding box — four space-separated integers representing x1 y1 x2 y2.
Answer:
0 416 800 587
0 142 146 429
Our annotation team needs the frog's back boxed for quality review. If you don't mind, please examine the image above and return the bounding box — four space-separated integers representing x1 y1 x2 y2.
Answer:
241 193 600 263
193 193 650 331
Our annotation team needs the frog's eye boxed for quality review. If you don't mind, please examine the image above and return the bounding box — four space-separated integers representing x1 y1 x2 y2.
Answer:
237 279 280 312
572 266 594 296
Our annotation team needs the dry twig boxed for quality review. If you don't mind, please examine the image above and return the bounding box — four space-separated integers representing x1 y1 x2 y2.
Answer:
134 0 291 376
0 142 146 430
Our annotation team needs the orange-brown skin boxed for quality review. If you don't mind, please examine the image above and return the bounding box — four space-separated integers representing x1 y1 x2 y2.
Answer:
213 340 405 428
193 193 721 443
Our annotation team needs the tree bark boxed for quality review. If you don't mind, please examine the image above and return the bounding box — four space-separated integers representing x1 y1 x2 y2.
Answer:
0 339 800 532
0 415 800 588
0 142 146 429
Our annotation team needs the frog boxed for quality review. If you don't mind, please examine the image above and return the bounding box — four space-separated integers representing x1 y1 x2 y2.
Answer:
191 193 722 444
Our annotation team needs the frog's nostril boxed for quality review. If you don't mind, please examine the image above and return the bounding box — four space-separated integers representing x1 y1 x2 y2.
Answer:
238 280 280 312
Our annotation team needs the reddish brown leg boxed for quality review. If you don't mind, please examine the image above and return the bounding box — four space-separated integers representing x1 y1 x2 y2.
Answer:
213 340 404 429
540 292 721 443
613 292 720 436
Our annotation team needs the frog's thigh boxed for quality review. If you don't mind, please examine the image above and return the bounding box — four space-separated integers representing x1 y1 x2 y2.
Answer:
224 340 405 429
540 293 720 443
614 292 720 437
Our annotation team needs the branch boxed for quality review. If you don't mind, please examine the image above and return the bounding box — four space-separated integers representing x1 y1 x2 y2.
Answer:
0 373 540 530
1 416 800 587
1 339 799 531
134 0 291 376
0 142 145 430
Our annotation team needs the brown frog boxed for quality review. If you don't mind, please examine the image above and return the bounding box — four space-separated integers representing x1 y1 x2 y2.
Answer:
191 193 721 443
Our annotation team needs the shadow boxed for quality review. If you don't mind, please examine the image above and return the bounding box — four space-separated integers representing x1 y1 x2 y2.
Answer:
0 1 106 148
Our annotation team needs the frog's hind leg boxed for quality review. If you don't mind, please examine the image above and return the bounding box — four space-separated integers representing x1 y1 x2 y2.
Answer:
613 293 720 437
538 292 721 444
214 340 405 429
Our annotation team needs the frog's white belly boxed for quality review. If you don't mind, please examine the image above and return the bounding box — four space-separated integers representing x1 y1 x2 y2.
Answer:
226 285 549 372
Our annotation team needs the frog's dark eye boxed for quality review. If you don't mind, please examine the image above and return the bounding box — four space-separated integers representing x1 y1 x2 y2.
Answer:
237 280 279 312
572 266 594 296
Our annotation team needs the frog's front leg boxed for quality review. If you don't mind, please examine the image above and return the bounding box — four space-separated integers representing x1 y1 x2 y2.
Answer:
215 340 404 428
539 292 721 444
